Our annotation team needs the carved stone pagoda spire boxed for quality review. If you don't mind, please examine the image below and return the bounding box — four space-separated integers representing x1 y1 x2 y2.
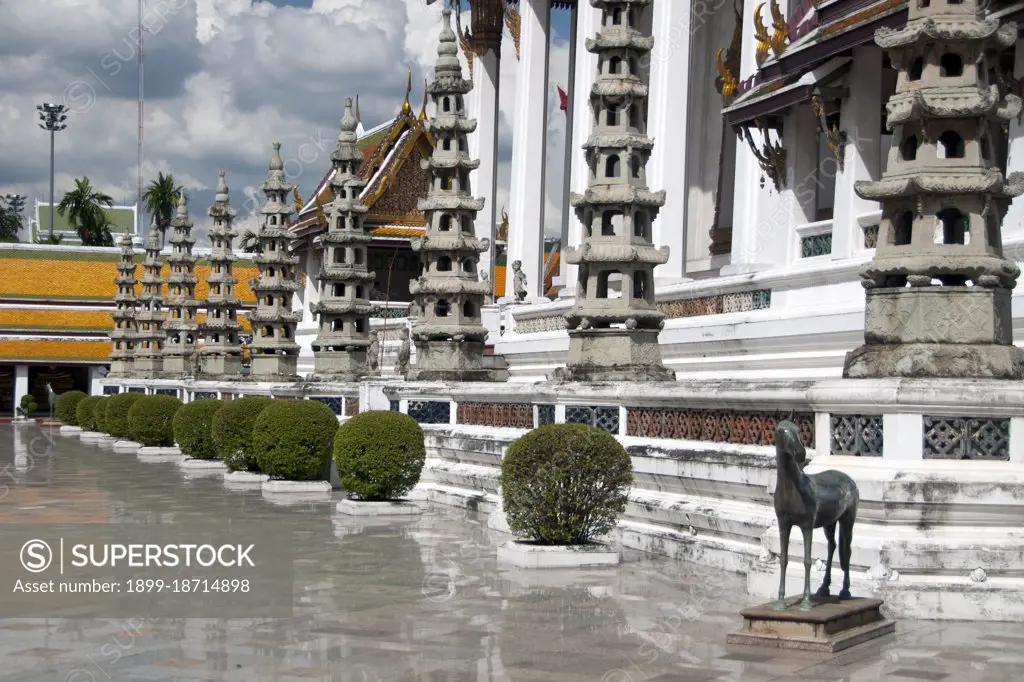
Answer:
552 0 674 382
310 97 375 381
249 142 301 379
133 218 165 378
162 194 200 375
408 8 504 382
200 171 243 377
109 231 137 377
845 0 1024 379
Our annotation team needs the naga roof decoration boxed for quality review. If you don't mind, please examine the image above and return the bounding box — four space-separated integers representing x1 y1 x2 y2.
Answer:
715 1 743 106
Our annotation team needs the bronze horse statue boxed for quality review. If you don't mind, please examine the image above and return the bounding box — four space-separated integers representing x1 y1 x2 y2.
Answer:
774 421 858 611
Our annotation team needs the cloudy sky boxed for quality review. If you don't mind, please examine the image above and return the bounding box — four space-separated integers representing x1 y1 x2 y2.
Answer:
0 0 573 244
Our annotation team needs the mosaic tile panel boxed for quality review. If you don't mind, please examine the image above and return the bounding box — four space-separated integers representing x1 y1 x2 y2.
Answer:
154 389 178 397
457 403 534 429
514 314 566 334
830 415 883 457
311 396 344 416
863 223 879 249
102 386 119 396
127 387 145 394
407 400 451 425
537 405 556 426
801 233 833 258
924 417 1010 461
389 400 400 412
344 397 360 417
192 391 218 401
626 408 815 447
565 406 619 434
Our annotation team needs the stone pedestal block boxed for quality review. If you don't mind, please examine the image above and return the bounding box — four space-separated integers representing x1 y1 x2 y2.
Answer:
553 329 675 382
407 341 509 382
335 499 423 516
727 597 894 653
251 355 299 381
496 541 620 569
844 342 1024 379
311 350 369 383
864 287 1012 345
201 354 242 377
161 355 194 376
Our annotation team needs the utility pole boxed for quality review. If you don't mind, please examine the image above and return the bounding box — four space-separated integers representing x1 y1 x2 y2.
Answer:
37 103 69 240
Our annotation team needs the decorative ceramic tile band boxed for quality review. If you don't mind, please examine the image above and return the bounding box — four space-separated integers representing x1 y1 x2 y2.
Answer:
537 405 556 426
830 415 883 457
154 389 178 397
863 223 879 249
127 387 145 393
457 402 534 429
192 392 218 401
344 398 360 417
389 400 400 412
310 396 344 416
801 233 833 258
924 417 1010 461
566 406 619 435
626 407 815 447
103 386 119 395
408 400 451 425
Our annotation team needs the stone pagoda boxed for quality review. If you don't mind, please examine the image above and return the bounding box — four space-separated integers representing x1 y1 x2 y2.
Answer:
200 171 244 377
408 8 504 382
310 98 375 381
162 194 200 375
109 231 137 377
845 0 1024 378
133 219 165 378
249 142 301 380
552 0 673 382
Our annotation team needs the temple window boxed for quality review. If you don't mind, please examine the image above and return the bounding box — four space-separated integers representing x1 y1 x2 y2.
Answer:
630 155 642 179
270 216 276 226
265 295 273 306
443 137 452 151
893 210 914 245
268 240 276 251
440 214 452 231
459 138 467 152
605 155 621 179
460 170 470 191
436 299 451 317
282 327 291 339
462 216 473 232
596 271 619 298
612 7 622 24
633 271 649 302
900 135 918 161
339 189 346 199
609 56 622 75
262 325 273 337
938 131 965 159
629 57 639 76
443 97 451 112
462 259 477 274
463 301 475 317
602 210 623 236
333 283 345 297
355 319 365 333
437 256 453 272
353 249 363 265
213 284 221 295
634 212 648 238
981 135 991 161
940 53 963 78
909 57 923 81
356 285 364 298
268 268 276 277
336 217 343 230
629 104 640 128
986 213 1000 249
455 96 463 111
333 248 346 264
212 333 220 343
332 319 343 332
281 267 289 278
937 208 968 245
607 108 619 126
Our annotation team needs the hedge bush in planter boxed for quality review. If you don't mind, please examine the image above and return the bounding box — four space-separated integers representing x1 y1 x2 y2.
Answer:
54 390 88 425
213 397 273 472
172 399 224 460
500 424 633 546
18 395 37 417
127 395 183 447
103 392 143 438
76 396 102 431
335 411 425 501
252 400 337 481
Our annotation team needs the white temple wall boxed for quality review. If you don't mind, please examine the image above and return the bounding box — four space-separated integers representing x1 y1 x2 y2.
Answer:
1004 38 1024 243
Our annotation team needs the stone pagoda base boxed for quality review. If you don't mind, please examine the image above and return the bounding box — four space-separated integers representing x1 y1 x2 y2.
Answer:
310 350 369 383
551 329 675 382
844 343 1024 379
109 360 133 377
162 355 196 376
250 354 299 381
132 358 163 378
201 354 242 377
406 341 509 382
727 596 894 653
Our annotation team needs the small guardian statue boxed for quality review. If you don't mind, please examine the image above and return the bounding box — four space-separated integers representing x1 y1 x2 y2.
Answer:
511 260 527 303
46 383 57 420
773 421 859 611
396 329 411 378
368 332 380 375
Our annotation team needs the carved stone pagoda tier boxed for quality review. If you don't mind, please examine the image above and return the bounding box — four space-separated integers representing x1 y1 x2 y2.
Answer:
408 8 507 382
109 231 137 377
845 0 1024 379
552 0 674 383
162 194 200 376
133 221 165 378
310 98 375 382
249 142 301 380
200 171 244 377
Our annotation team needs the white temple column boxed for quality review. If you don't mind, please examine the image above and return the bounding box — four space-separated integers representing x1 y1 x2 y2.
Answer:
506 0 550 299
554 1 578 291
1004 38 1024 241
832 44 883 260
723 0 790 274
645 0 690 283
561 1 600 298
13 365 28 415
299 246 319 327
786 105 818 229
469 49 500 288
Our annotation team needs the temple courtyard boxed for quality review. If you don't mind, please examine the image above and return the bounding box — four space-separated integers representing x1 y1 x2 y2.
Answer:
0 424 1018 682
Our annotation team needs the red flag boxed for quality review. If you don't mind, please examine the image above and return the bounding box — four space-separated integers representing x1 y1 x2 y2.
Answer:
557 85 568 112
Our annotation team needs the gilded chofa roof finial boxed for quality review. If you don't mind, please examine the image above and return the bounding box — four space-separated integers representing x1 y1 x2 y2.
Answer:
419 78 429 121
401 67 413 115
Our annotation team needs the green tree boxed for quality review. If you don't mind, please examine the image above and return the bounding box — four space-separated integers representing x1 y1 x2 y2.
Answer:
0 207 21 243
240 227 261 254
57 177 114 246
142 172 183 248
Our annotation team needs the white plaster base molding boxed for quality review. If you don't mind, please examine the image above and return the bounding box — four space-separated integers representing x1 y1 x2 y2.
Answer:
59 426 83 435
496 541 620 569
223 471 269 487
262 480 333 494
80 431 107 441
179 458 227 471
137 446 182 459
112 441 141 453
335 499 423 516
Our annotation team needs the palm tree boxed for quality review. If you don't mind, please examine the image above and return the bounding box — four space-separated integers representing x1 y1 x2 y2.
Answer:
57 177 115 246
143 172 183 247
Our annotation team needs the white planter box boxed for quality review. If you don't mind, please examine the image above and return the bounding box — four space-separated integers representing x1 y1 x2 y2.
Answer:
137 446 182 460
112 441 141 453
79 431 106 441
223 471 269 487
335 499 423 516
262 480 332 494
496 541 620 569
59 426 83 435
179 458 227 471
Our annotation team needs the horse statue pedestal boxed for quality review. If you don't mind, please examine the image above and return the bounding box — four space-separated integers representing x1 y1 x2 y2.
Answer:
727 596 894 653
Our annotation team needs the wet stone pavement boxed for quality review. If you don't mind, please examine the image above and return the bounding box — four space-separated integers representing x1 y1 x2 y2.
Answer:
1 424 1024 681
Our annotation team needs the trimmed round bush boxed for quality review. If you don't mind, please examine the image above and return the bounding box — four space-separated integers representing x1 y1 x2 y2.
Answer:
127 395 183 447
103 392 144 438
335 411 425 501
76 396 102 431
54 390 88 425
173 399 224 460
213 397 273 472
94 396 112 433
500 424 634 545
18 395 38 417
252 400 337 481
